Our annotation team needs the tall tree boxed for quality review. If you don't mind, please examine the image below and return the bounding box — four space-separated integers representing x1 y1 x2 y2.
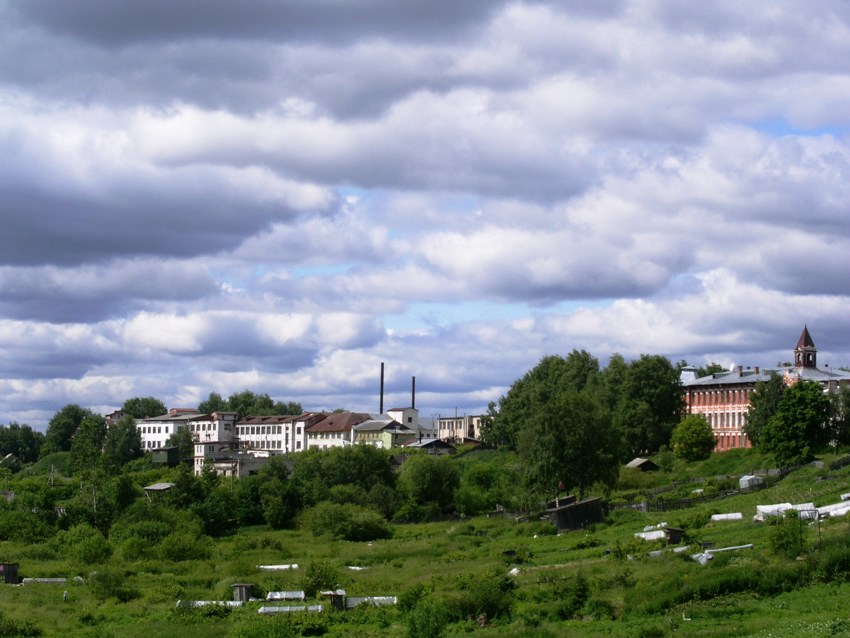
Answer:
830 386 850 451
226 390 276 420
166 428 195 461
0 423 44 463
520 391 618 501
613 355 683 459
102 415 143 468
198 392 227 414
744 373 785 447
70 414 108 473
42 404 93 456
481 351 602 450
760 380 833 466
122 397 166 419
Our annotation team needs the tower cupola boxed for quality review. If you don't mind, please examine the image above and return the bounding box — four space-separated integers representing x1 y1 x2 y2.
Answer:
794 325 817 368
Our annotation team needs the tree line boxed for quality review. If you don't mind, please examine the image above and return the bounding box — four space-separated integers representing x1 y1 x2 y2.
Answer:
481 350 683 501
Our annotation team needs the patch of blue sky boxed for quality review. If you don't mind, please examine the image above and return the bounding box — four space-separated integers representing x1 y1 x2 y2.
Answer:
384 299 613 332
748 117 848 138
290 263 353 278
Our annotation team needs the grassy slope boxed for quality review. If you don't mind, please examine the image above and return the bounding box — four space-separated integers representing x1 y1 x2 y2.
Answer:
1 451 850 637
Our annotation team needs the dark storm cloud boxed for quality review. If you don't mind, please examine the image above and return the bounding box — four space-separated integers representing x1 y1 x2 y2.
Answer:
9 0 497 46
0 260 218 322
0 130 335 266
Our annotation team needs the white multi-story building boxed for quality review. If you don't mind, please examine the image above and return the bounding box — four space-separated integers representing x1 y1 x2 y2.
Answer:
306 412 371 450
437 414 484 442
235 413 319 453
136 409 237 451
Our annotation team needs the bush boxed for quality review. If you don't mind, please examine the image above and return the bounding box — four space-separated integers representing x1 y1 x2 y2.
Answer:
302 501 392 542
553 573 590 620
89 568 139 602
407 597 451 638
768 511 805 559
0 611 40 637
453 569 515 622
159 532 214 562
300 560 341 598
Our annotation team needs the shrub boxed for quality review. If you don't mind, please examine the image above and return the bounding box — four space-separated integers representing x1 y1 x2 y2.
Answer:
398 583 428 615
585 597 616 620
302 501 392 542
768 511 805 559
0 611 40 637
300 560 341 598
89 568 139 602
406 597 451 638
453 569 515 621
159 532 214 562
553 573 590 620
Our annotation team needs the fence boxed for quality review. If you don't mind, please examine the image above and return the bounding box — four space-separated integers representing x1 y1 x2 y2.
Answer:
613 464 800 514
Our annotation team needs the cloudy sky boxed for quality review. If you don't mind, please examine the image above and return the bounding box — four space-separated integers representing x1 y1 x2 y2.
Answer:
2 0 850 429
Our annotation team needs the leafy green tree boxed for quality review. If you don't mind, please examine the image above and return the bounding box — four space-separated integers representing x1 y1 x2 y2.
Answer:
829 386 850 450
745 373 785 447
613 354 683 459
397 454 460 517
302 501 392 541
482 351 602 450
166 427 195 461
274 400 302 415
42 404 92 456
293 445 396 505
760 380 833 466
226 390 275 420
0 422 44 463
102 415 142 469
122 396 166 419
258 457 301 529
70 414 108 473
598 353 628 412
520 391 618 501
697 362 726 377
670 414 716 461
198 391 227 414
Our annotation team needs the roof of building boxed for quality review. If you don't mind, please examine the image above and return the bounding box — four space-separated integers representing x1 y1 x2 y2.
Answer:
237 415 296 426
139 412 204 423
401 438 455 449
683 365 850 387
306 412 371 433
796 325 816 350
353 418 411 433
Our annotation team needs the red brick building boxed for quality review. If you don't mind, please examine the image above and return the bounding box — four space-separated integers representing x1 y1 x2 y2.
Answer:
681 326 850 451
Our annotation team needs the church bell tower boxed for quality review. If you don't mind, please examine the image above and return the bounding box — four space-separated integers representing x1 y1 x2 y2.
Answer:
794 325 817 368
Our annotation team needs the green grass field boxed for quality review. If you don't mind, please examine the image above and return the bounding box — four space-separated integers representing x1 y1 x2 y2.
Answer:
2 454 850 637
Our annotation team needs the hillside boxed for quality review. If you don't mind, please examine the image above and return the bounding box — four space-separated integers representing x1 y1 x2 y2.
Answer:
0 451 848 636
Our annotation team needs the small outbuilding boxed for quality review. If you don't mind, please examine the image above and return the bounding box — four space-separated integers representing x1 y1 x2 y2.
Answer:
626 458 659 472
739 475 765 490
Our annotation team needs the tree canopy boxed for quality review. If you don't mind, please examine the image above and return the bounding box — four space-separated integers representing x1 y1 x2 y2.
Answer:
121 397 167 419
759 380 833 466
744 373 785 447
519 390 619 500
671 414 716 461
42 404 95 456
483 349 683 466
197 390 302 420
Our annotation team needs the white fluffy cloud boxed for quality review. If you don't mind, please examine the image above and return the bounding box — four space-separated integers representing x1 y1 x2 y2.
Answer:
1 0 850 427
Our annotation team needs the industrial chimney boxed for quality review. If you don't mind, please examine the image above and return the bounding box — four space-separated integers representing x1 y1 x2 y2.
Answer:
379 362 385 414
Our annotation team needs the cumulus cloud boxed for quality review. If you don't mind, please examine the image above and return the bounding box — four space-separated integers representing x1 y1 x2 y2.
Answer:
2 0 850 427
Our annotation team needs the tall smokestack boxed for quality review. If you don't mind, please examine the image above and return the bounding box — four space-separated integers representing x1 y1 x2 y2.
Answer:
379 362 385 414
412 376 416 409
